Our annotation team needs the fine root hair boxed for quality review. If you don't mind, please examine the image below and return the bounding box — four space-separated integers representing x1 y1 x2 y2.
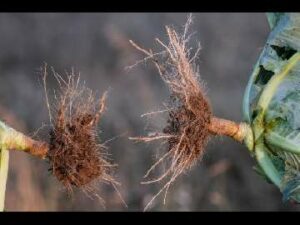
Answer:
129 14 212 210
42 65 125 207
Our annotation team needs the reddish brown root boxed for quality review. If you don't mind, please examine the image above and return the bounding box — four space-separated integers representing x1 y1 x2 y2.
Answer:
129 14 214 210
42 66 119 200
129 14 247 210
2 65 124 207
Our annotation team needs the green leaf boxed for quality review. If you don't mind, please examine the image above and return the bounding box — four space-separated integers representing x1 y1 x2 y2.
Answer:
243 13 300 202
266 13 285 29
243 13 300 124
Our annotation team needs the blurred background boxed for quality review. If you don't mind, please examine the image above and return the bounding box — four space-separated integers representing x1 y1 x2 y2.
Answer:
0 13 298 211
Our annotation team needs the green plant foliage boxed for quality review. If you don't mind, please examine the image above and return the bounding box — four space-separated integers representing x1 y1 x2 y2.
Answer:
243 13 300 202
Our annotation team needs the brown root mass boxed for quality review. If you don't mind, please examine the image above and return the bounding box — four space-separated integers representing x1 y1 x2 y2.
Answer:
43 67 117 196
129 15 212 210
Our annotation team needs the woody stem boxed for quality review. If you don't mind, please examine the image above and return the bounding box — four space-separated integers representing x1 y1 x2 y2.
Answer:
0 121 48 159
208 117 250 143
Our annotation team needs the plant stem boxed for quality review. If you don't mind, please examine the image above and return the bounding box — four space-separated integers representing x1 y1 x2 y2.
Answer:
257 53 300 114
255 142 281 187
0 121 48 159
0 147 9 211
208 117 253 146
209 117 245 142
0 120 49 211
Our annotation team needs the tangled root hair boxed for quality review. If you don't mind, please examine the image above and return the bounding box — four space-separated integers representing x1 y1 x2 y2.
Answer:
42 66 121 205
129 14 212 210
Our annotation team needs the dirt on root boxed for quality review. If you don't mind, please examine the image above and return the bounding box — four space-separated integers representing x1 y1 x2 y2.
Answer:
129 14 212 210
43 67 117 199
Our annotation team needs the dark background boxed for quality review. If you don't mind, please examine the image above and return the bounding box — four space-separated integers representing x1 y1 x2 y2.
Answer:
0 13 298 211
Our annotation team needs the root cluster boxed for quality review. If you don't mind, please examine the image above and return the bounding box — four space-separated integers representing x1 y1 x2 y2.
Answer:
129 15 212 210
43 67 118 199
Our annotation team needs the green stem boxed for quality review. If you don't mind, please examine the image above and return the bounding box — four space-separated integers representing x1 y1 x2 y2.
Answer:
265 132 300 154
0 147 9 211
257 53 300 113
0 120 48 211
255 142 281 187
